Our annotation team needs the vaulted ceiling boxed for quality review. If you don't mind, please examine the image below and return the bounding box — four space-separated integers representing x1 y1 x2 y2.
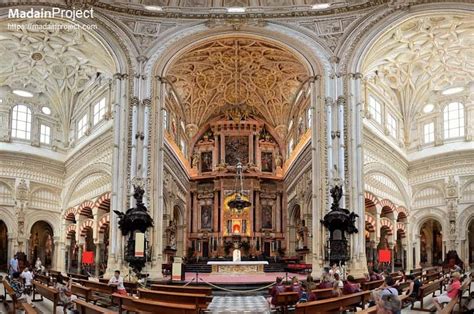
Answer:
362 14 474 145
165 37 310 137
0 19 114 144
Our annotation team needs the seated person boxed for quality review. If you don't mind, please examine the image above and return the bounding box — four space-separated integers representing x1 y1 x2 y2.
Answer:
333 273 343 289
379 276 399 296
373 290 402 314
369 270 383 281
291 276 302 297
342 275 362 295
20 267 34 295
317 273 333 289
268 277 286 306
405 274 421 300
10 272 27 302
108 270 127 295
56 274 77 314
431 272 461 312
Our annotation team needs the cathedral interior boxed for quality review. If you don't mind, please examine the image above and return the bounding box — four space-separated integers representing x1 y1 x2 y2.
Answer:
0 0 473 313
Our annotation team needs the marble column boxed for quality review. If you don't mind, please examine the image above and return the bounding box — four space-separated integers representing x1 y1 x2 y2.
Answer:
77 245 83 274
310 77 324 278
106 72 129 278
95 242 101 276
347 73 369 277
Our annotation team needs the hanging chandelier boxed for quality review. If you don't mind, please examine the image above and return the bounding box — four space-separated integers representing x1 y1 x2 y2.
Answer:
228 162 251 213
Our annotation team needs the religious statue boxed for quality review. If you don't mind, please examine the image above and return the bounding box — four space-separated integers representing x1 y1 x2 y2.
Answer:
192 151 200 168
274 152 282 168
201 205 212 229
167 220 177 249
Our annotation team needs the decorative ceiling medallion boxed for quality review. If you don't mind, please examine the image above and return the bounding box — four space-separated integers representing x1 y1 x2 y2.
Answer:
31 52 43 61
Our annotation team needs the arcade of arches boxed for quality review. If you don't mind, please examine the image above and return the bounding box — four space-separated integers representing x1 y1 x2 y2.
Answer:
0 0 473 280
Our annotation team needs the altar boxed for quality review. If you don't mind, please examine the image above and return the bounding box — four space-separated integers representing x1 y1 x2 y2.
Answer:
207 248 268 274
207 261 269 274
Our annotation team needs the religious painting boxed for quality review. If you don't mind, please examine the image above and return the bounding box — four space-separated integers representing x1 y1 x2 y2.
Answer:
201 151 213 172
201 205 212 229
232 219 241 234
261 152 273 172
225 136 248 166
262 205 272 229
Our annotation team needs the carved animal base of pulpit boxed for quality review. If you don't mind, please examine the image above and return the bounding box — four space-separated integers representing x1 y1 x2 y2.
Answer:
207 261 269 274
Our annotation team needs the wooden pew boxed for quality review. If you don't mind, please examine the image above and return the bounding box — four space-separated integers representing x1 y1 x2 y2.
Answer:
22 303 39 314
2 279 34 314
151 284 213 296
76 279 116 304
361 279 384 291
34 274 52 286
98 278 138 295
411 279 443 311
32 280 59 314
424 271 441 283
311 288 337 300
138 288 211 310
74 299 118 314
68 273 89 280
114 293 198 314
295 291 371 314
274 291 299 314
357 295 409 314
71 283 98 303
440 277 473 314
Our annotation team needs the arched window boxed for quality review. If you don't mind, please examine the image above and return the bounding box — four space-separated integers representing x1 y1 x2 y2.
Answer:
443 102 464 139
368 96 382 124
93 97 106 125
12 104 32 140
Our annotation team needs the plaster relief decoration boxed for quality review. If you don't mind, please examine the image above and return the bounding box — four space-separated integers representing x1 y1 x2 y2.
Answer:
362 14 474 147
0 19 114 146
225 136 249 166
166 38 309 132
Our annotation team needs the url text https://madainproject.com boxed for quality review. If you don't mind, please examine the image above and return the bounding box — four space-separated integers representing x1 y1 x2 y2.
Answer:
7 23 98 31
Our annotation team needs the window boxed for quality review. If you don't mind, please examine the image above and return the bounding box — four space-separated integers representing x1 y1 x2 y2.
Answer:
424 122 434 144
11 104 32 140
288 138 294 155
387 113 397 138
368 96 382 124
40 124 51 144
307 108 312 127
77 114 88 139
163 110 168 130
443 102 464 139
93 98 106 125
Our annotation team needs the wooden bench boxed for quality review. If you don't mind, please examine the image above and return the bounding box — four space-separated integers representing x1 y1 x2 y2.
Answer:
361 279 384 291
424 271 441 283
98 278 138 295
311 288 337 300
295 290 371 314
76 279 116 304
34 274 52 286
114 293 198 314
151 284 213 295
68 273 89 280
74 299 118 314
138 288 211 310
357 295 409 314
440 277 473 314
32 280 59 314
411 279 443 311
22 303 39 314
2 279 33 314
274 291 299 314
71 283 99 303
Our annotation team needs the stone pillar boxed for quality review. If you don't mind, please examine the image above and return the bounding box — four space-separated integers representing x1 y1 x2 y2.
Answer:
142 98 152 204
52 236 60 270
148 77 166 279
77 245 83 274
415 235 421 268
310 77 324 278
95 242 101 276
106 72 129 278
346 72 369 277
